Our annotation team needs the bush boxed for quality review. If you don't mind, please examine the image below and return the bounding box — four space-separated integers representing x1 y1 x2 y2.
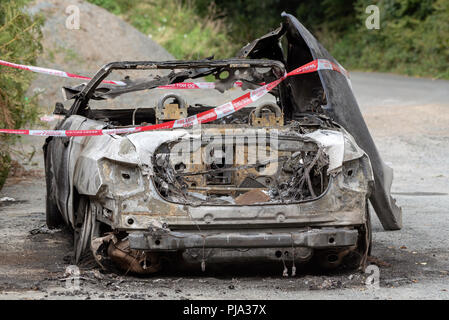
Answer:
329 0 449 79
89 0 448 79
0 0 43 190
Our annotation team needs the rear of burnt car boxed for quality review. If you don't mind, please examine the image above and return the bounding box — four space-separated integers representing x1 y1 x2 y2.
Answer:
44 13 401 274
84 122 374 274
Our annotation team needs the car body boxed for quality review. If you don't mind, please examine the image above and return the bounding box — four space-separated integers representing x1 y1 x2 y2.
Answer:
44 14 401 273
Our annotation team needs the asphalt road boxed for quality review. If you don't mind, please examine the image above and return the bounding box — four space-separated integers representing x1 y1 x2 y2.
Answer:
351 71 449 109
1 72 449 300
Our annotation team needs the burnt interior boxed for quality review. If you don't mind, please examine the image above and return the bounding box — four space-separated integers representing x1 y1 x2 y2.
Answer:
84 106 255 127
152 117 334 205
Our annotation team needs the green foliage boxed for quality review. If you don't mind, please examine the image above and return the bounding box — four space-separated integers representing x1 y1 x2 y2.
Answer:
330 0 449 79
297 0 358 34
0 0 43 189
129 0 233 59
89 0 448 79
193 0 282 45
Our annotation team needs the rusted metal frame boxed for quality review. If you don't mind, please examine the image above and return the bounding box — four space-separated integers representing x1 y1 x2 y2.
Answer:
177 156 289 177
128 228 359 251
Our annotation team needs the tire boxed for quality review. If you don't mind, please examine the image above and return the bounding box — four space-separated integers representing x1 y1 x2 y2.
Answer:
45 153 64 229
74 197 92 263
365 202 373 256
343 200 372 269
313 201 372 271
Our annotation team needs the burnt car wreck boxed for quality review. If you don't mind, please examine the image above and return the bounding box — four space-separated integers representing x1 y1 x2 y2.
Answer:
44 13 402 274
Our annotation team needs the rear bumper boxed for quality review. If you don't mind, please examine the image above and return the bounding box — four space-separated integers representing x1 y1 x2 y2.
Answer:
128 227 358 251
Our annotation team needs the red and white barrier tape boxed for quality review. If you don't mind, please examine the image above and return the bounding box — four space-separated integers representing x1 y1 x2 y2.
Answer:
0 59 127 86
0 59 348 137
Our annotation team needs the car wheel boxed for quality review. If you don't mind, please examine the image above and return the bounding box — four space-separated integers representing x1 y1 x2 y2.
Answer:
74 197 93 264
343 200 372 270
45 155 63 229
365 202 373 256
313 201 372 271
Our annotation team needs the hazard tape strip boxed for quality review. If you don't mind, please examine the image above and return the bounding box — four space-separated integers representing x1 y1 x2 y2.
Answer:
0 59 247 89
0 59 253 90
0 59 127 86
0 59 348 137
157 80 251 89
